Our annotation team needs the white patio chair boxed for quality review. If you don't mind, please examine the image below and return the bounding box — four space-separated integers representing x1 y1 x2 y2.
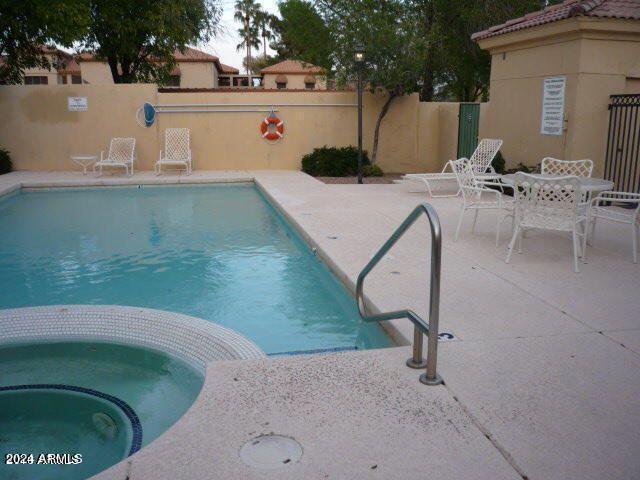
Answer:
94 137 136 176
403 138 503 197
541 157 594 207
584 191 640 263
451 158 514 245
541 157 593 177
505 173 586 273
155 128 192 175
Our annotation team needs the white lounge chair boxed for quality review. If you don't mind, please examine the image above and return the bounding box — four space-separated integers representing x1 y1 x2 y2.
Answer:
403 138 503 197
506 173 586 273
451 158 514 245
94 138 136 176
585 191 640 263
155 128 192 175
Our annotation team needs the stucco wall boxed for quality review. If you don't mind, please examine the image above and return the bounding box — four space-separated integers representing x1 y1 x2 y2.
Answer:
177 62 216 89
0 85 158 171
416 102 464 173
79 61 219 88
0 85 466 173
80 62 113 85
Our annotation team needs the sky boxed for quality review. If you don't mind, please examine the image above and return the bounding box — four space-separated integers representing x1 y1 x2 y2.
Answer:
199 0 280 72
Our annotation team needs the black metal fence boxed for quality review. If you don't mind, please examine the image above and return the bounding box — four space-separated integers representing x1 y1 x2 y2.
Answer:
605 94 640 193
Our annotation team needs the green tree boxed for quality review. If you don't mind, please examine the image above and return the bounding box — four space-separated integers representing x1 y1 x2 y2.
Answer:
434 0 540 101
244 53 279 74
235 0 261 75
272 0 332 71
81 0 219 84
318 0 423 165
0 0 89 84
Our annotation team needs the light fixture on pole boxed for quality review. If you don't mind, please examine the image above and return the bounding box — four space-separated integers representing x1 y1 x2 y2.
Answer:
355 44 365 184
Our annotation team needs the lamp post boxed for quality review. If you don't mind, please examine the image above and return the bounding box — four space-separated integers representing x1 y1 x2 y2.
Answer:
355 44 365 184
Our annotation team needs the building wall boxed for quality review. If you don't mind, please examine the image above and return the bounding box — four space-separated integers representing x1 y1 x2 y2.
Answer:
178 62 217 88
79 61 220 88
79 62 114 85
262 74 325 90
21 54 60 84
0 85 465 173
478 18 640 176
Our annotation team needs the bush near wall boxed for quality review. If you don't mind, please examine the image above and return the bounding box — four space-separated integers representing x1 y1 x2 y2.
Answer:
301 146 383 177
0 148 12 175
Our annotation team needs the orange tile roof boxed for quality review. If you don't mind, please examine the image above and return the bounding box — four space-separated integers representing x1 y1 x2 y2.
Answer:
58 57 81 75
77 47 219 63
472 0 640 41
261 60 323 75
219 63 240 74
172 47 219 62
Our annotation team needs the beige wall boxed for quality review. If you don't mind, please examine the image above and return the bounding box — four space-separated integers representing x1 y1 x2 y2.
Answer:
262 73 326 90
0 85 466 173
478 18 640 176
22 54 59 84
80 62 113 85
416 102 465 173
176 62 216 88
79 61 219 88
0 85 158 171
0 84 467 173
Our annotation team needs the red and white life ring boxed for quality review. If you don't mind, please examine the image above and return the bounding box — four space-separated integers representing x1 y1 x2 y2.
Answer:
260 114 284 141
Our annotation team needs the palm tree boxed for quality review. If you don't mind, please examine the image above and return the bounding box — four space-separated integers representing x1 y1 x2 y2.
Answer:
255 11 275 58
234 0 261 75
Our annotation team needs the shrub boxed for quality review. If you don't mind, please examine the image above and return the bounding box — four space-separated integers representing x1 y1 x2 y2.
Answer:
301 146 372 177
492 151 506 174
362 164 384 177
505 162 537 174
0 148 12 175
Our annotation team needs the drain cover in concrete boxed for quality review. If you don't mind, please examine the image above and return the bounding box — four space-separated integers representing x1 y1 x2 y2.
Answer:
240 435 302 469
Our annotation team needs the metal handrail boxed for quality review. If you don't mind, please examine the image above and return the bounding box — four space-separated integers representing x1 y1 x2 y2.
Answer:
356 202 443 386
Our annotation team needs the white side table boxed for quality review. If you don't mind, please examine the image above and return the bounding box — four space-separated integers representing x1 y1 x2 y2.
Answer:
71 155 98 175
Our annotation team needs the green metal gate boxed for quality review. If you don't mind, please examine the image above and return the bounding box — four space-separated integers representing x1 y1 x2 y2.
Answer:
457 103 480 159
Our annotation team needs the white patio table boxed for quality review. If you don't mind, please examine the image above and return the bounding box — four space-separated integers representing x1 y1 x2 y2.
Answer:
501 173 614 197
71 155 98 175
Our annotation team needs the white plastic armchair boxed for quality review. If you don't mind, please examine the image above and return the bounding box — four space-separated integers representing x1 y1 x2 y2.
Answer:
155 128 192 175
584 191 640 263
451 158 514 245
505 173 586 272
541 157 593 177
93 138 136 176
402 138 503 198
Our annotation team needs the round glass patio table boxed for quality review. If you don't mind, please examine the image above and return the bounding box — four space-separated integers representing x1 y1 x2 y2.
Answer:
71 155 98 175
500 173 614 194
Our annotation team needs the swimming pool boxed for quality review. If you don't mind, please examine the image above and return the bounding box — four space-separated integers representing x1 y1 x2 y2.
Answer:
0 184 391 353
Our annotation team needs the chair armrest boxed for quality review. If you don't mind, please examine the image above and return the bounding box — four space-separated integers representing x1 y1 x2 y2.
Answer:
591 191 640 206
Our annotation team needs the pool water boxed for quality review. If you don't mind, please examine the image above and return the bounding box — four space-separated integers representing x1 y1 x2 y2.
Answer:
0 388 132 480
0 341 203 480
0 185 391 353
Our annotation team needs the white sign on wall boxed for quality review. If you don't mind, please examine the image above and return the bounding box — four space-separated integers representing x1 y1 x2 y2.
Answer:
540 76 565 135
67 96 88 112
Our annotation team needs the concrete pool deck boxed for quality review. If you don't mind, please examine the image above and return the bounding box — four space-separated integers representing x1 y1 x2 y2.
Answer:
1 170 639 479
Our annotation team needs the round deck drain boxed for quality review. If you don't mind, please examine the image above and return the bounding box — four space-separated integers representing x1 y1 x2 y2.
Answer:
240 435 302 469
